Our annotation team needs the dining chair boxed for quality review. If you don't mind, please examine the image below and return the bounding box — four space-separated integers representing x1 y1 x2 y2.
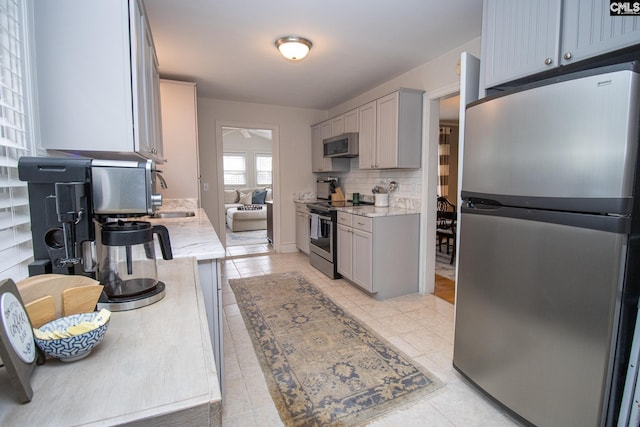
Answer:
436 197 456 264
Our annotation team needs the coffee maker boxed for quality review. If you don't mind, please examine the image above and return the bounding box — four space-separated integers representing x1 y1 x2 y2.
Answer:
18 157 173 311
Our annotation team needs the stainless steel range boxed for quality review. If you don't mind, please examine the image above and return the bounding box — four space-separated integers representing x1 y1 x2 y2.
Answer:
307 200 339 278
307 197 372 279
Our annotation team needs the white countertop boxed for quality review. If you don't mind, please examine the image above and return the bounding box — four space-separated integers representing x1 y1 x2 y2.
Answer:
0 257 222 426
335 205 420 217
295 199 420 218
147 208 225 261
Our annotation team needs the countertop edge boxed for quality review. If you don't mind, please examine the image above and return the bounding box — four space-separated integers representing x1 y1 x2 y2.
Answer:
147 209 226 260
0 257 222 426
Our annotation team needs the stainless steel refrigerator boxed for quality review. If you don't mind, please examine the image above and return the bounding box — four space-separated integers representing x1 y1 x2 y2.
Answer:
454 62 640 427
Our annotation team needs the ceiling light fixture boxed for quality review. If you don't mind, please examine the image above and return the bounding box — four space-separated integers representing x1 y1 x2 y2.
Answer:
275 36 312 61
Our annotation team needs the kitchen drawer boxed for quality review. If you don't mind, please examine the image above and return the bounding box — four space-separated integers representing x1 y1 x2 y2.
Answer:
337 212 352 226
295 202 309 214
352 215 372 233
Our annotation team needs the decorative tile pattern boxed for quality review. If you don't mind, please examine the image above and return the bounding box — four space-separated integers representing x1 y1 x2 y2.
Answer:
230 271 443 426
222 252 523 427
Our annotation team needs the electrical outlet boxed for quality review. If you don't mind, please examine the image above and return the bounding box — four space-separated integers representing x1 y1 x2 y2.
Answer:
203 183 209 191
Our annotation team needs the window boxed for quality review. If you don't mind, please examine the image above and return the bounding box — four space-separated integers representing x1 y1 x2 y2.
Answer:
223 153 247 186
0 0 34 281
255 153 272 186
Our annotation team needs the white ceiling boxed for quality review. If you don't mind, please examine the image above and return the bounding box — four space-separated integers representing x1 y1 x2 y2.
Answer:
144 0 483 111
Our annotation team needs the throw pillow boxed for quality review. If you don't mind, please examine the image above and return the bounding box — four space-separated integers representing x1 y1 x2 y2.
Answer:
224 189 239 204
239 191 253 205
252 190 267 205
265 188 273 202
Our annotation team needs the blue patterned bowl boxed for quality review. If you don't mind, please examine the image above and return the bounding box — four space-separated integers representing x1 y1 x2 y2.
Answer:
34 312 110 362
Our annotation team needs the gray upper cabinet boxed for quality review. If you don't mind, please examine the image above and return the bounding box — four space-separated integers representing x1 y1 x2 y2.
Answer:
561 0 640 65
357 101 376 170
313 89 422 172
343 108 359 133
360 89 423 170
483 0 640 88
330 115 344 137
33 0 163 162
482 0 562 88
311 122 349 173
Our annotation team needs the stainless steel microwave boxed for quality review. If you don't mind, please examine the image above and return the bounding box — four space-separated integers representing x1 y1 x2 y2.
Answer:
323 133 359 157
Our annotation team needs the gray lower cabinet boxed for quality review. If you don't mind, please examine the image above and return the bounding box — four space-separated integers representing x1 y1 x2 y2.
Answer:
295 203 310 254
337 211 420 299
197 259 224 394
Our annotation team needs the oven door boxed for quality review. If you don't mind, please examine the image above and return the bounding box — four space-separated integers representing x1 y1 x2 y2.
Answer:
309 212 333 261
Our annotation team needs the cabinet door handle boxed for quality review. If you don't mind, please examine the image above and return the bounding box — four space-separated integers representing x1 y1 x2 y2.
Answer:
544 57 553 65
563 52 572 60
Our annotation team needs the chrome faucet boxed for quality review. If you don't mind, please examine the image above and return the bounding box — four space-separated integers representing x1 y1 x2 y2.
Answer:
155 170 168 189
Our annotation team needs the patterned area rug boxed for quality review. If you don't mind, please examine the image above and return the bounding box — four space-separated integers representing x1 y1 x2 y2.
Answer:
226 226 269 247
230 272 443 426
435 249 455 281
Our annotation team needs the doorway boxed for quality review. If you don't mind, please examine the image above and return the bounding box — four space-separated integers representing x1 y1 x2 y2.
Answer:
221 126 273 257
434 94 459 304
420 52 480 305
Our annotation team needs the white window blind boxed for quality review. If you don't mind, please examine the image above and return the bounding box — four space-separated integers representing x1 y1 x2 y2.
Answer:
255 153 272 186
223 154 247 186
0 0 33 281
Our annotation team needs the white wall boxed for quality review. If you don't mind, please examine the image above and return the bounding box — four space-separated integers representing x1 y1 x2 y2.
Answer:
196 37 480 255
159 80 200 202
329 37 481 117
325 37 481 210
197 98 326 249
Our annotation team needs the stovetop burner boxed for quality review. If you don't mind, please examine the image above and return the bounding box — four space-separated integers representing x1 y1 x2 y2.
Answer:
307 199 373 212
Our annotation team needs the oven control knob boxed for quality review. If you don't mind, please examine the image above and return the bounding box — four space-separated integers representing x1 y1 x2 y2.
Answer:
151 193 163 207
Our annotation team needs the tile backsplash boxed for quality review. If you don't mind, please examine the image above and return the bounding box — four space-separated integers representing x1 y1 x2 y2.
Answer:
326 158 422 209
158 198 199 211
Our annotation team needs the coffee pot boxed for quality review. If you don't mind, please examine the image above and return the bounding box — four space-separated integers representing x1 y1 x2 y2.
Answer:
98 220 173 299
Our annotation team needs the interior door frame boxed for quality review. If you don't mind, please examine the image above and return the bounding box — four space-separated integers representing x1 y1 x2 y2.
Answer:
418 52 480 295
419 82 459 295
215 121 280 251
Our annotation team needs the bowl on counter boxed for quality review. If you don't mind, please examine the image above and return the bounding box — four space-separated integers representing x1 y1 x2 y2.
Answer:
34 311 110 362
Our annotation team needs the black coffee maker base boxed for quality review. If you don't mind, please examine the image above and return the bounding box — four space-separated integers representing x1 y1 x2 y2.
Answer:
97 282 166 312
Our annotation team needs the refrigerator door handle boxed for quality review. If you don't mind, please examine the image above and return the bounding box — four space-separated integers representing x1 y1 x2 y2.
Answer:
461 205 630 235
463 197 502 210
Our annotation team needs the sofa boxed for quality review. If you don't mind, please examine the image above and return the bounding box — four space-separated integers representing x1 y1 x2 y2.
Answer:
224 187 272 232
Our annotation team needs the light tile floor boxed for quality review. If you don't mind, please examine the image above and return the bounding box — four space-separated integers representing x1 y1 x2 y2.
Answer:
220 247 523 426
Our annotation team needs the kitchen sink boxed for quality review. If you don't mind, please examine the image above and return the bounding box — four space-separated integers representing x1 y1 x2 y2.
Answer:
151 211 195 218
